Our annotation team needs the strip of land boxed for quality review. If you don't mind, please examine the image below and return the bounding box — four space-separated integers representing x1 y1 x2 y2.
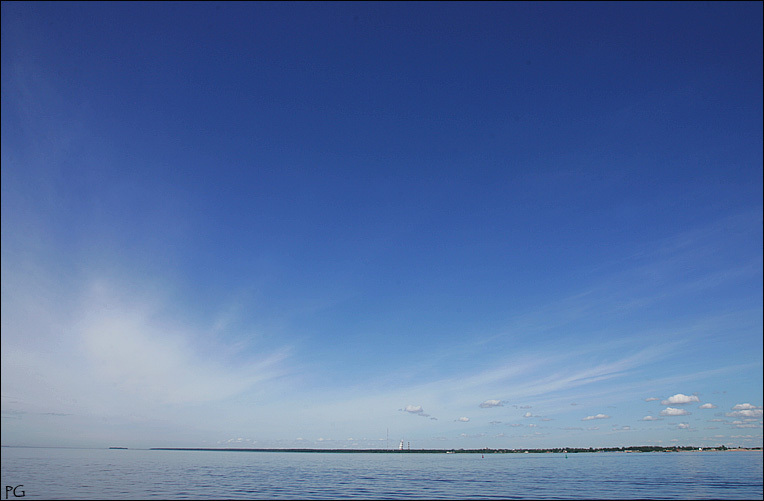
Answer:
148 446 761 454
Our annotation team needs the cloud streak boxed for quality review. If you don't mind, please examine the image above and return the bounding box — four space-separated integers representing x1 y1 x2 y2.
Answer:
1 269 292 437
660 407 691 417
582 414 610 421
479 399 503 408
404 405 424 414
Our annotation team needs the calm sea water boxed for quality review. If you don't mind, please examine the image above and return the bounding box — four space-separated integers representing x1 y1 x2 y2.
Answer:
1 447 762 499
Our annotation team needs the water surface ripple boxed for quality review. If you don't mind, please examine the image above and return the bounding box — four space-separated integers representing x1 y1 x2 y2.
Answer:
1 448 762 499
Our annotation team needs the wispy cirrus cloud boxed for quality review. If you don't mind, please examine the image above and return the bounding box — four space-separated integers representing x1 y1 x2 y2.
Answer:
0 266 297 447
79 293 289 405
3 274 290 411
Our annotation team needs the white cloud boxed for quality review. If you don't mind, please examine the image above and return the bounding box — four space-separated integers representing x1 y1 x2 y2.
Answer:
404 405 424 414
645 397 660 402
661 393 700 405
677 423 691 429
220 437 255 445
402 405 433 418
479 399 503 408
732 422 762 429
698 403 717 409
726 408 763 419
456 417 470 422
582 414 610 421
641 415 660 421
660 407 691 416
459 432 486 439
731 403 762 411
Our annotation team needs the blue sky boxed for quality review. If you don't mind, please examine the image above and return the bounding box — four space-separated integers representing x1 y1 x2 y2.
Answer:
2 2 762 450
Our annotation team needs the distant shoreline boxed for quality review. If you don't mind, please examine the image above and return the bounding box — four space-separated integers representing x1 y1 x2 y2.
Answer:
2 445 760 453
147 446 762 454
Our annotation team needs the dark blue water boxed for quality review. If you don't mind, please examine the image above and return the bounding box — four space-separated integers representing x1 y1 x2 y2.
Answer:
1 447 762 499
